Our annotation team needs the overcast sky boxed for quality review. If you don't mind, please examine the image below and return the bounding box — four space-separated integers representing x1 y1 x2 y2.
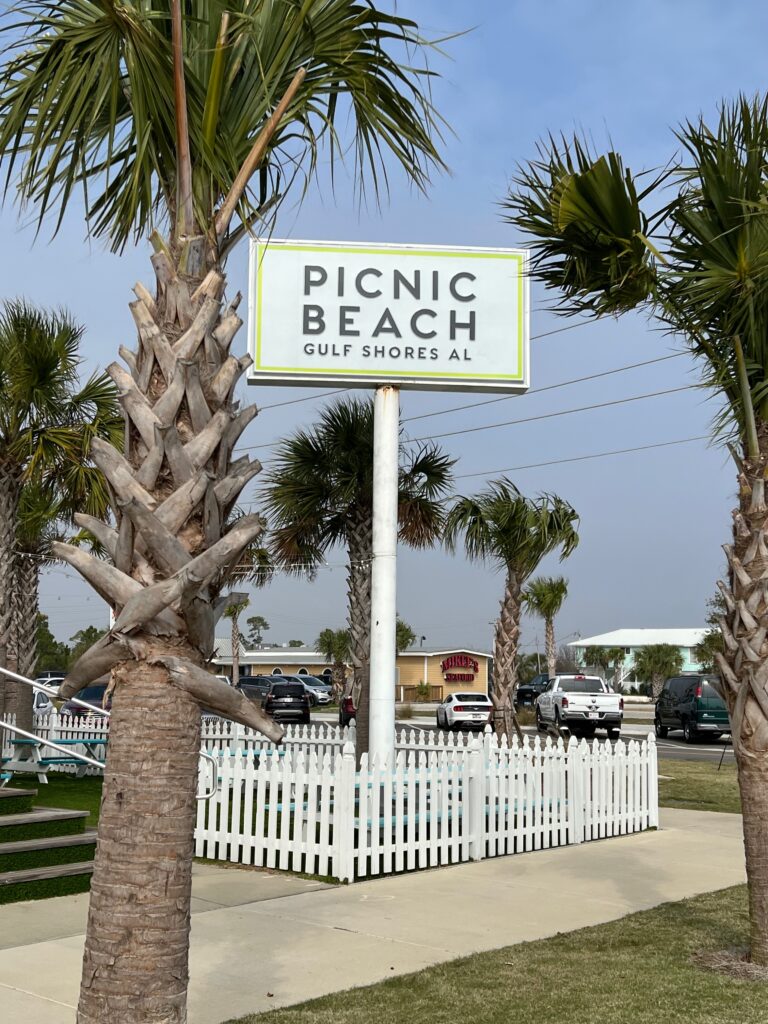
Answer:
4 0 764 653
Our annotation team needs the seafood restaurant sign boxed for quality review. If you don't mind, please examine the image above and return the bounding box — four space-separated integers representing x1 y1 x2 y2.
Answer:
247 239 529 392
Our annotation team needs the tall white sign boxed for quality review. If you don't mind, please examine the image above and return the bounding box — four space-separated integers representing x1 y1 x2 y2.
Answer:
248 239 528 392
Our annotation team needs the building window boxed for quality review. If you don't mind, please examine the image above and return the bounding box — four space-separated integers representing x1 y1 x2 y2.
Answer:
297 668 308 675
321 668 332 679
271 668 283 675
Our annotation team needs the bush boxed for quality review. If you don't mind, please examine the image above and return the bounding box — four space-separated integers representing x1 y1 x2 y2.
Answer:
399 703 414 720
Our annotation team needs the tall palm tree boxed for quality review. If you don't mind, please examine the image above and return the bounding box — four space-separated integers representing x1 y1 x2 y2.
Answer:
0 301 119 726
264 397 454 754
505 95 768 963
632 644 683 700
315 627 351 700
523 576 568 680
0 2 446 1017
445 480 579 738
223 595 249 684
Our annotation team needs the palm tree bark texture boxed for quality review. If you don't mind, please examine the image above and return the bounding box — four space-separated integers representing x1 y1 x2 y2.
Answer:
0 462 21 712
716 441 768 964
494 573 522 739
55 249 284 1022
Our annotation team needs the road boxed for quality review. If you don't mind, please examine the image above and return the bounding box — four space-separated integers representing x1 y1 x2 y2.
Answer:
314 705 735 765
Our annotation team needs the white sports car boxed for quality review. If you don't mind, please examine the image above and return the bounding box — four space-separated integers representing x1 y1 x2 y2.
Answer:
436 692 493 731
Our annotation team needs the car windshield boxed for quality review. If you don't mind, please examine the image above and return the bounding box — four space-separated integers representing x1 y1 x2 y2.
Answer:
271 684 304 698
455 693 489 702
559 678 604 693
76 685 106 702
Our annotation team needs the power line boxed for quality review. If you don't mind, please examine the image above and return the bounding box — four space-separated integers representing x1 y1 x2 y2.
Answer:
403 353 687 424
405 384 696 446
238 376 697 456
454 434 709 480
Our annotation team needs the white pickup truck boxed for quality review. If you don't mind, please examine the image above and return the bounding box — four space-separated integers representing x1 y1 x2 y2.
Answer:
535 675 623 738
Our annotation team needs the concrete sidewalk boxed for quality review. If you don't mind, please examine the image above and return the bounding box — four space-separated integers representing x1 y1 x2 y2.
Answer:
0 808 746 1024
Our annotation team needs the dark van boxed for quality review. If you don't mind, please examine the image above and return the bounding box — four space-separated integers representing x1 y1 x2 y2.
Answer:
654 675 729 743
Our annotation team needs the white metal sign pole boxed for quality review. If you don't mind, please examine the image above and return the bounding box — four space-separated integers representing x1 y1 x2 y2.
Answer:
368 384 400 766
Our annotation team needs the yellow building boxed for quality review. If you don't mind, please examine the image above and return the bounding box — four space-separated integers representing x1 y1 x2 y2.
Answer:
214 640 491 702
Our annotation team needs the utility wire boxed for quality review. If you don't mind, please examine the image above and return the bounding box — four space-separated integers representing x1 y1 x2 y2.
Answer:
403 353 687 424
239 377 697 455
453 434 709 480
404 385 696 446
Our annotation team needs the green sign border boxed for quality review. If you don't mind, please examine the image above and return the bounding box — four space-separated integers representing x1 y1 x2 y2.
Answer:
253 242 526 382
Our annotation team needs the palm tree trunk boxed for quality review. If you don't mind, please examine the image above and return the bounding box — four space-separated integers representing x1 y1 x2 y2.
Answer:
715 436 768 965
651 672 664 700
231 615 240 684
49 241 275 1022
77 659 201 1022
12 551 38 732
493 570 522 740
0 463 21 718
332 662 345 702
545 617 556 680
346 510 372 753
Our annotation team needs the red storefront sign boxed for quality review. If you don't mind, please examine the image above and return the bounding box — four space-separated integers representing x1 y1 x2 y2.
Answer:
440 654 479 682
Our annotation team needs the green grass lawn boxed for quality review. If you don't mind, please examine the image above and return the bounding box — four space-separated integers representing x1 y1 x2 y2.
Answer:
225 886 763 1024
31 774 103 827
659 758 741 815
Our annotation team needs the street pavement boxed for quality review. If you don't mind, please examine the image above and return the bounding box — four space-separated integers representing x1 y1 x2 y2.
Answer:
0 807 746 1024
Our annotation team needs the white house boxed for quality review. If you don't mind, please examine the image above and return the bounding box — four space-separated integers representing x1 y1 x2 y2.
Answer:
569 628 707 686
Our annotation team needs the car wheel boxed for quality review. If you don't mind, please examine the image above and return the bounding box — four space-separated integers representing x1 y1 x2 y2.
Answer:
683 719 697 744
302 714 311 726
535 707 546 732
654 717 668 739
554 708 563 733
607 727 620 740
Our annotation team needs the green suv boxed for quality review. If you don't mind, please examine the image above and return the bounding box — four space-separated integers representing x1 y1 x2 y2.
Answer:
654 674 730 743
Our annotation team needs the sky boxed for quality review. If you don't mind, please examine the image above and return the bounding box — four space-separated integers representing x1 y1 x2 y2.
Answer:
3 0 766 654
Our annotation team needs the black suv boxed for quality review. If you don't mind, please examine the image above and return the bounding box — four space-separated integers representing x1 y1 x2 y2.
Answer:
264 681 311 724
655 674 730 743
515 673 550 707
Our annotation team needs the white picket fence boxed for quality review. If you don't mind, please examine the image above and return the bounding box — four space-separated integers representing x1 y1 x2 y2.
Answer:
2 713 658 883
195 731 659 882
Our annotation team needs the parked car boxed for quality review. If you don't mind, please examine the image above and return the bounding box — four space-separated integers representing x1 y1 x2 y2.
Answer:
299 676 334 705
436 692 493 731
515 673 550 707
338 693 356 727
236 678 271 704
654 675 729 743
60 683 111 718
263 681 311 724
33 688 56 715
535 675 623 738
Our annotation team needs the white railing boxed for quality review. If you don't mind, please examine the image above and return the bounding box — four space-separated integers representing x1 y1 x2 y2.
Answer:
195 731 659 882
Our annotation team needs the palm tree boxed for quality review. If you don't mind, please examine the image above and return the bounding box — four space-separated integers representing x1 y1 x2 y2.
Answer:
264 397 454 755
0 301 119 726
585 646 627 689
315 627 351 700
505 95 768 963
396 618 416 653
523 576 568 680
445 480 579 738
223 596 249 684
0 2 446 1016
632 645 684 700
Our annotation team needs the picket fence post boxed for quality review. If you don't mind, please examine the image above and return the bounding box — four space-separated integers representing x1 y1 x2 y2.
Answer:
567 737 585 844
467 733 485 861
334 740 357 883
646 732 659 829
